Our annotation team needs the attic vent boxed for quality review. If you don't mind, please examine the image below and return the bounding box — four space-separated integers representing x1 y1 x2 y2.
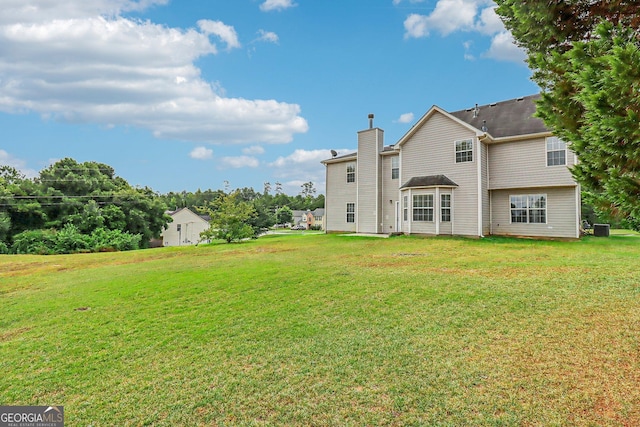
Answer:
516 97 524 101
490 103 497 107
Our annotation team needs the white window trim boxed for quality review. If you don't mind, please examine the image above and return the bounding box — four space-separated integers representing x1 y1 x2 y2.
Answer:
546 136 567 167
346 202 355 223
412 194 434 222
509 194 548 224
346 162 356 183
441 193 452 222
454 138 474 164
391 156 399 179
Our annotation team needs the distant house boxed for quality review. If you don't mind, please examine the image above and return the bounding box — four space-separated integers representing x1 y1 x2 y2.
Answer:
321 94 581 239
162 207 211 246
292 208 326 230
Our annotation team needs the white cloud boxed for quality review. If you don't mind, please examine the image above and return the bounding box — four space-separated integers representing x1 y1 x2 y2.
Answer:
197 20 241 50
0 0 169 24
0 150 38 178
190 146 213 160
242 145 265 155
404 0 477 38
474 6 503 35
260 0 296 12
402 0 526 63
484 31 526 63
269 148 353 194
0 1 308 145
396 113 414 123
221 156 259 168
256 29 279 44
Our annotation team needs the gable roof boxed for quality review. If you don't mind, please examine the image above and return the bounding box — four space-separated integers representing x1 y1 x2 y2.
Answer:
396 105 483 147
449 94 548 138
166 207 210 222
400 175 458 189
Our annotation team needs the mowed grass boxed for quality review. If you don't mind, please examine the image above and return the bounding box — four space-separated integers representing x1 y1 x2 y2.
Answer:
1 234 639 426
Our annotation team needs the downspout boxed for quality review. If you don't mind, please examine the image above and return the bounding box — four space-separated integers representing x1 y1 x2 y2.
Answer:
477 133 490 238
476 136 484 237
435 187 440 235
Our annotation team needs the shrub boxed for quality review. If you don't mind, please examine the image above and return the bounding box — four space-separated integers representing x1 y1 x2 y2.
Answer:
54 223 91 254
11 229 57 254
88 228 141 252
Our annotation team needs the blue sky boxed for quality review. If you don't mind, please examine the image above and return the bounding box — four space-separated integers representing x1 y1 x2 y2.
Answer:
0 0 538 195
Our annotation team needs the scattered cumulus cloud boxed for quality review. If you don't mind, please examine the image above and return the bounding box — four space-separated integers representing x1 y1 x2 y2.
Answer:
0 1 308 145
0 150 38 178
400 0 526 63
221 156 260 168
484 31 526 62
256 29 279 44
190 146 213 160
260 0 296 12
463 40 475 60
197 20 241 50
395 113 414 124
269 148 353 194
242 145 265 155
474 5 503 35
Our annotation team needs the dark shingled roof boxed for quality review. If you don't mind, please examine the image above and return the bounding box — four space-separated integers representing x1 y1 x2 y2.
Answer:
449 94 548 138
400 175 458 189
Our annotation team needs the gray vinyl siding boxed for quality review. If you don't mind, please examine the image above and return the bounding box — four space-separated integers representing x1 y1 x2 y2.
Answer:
489 137 576 190
357 129 383 233
381 154 400 232
324 160 357 232
400 111 479 236
491 186 579 238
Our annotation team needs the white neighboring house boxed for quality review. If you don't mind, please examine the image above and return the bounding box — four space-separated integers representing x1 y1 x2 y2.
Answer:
162 208 211 246
321 94 581 239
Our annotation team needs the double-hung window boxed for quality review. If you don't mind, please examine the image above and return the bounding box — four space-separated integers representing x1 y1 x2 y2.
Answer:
413 195 434 222
441 194 451 222
346 203 355 223
391 156 399 179
403 196 408 221
346 162 356 183
510 194 546 224
546 137 567 166
455 139 473 163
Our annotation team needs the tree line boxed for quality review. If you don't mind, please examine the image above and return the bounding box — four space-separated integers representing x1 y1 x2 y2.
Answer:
0 158 324 254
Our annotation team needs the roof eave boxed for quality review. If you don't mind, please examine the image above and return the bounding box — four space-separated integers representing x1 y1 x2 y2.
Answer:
489 131 553 143
321 153 357 165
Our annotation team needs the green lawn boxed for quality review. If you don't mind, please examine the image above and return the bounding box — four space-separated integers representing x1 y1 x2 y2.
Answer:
1 234 639 426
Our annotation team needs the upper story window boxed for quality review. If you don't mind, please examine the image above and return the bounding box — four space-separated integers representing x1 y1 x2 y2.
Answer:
391 156 399 179
413 194 434 222
346 162 356 183
546 136 567 166
510 194 546 224
455 139 473 163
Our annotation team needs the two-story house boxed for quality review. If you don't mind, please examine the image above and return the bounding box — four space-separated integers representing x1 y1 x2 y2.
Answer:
321 95 581 239
162 207 211 246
